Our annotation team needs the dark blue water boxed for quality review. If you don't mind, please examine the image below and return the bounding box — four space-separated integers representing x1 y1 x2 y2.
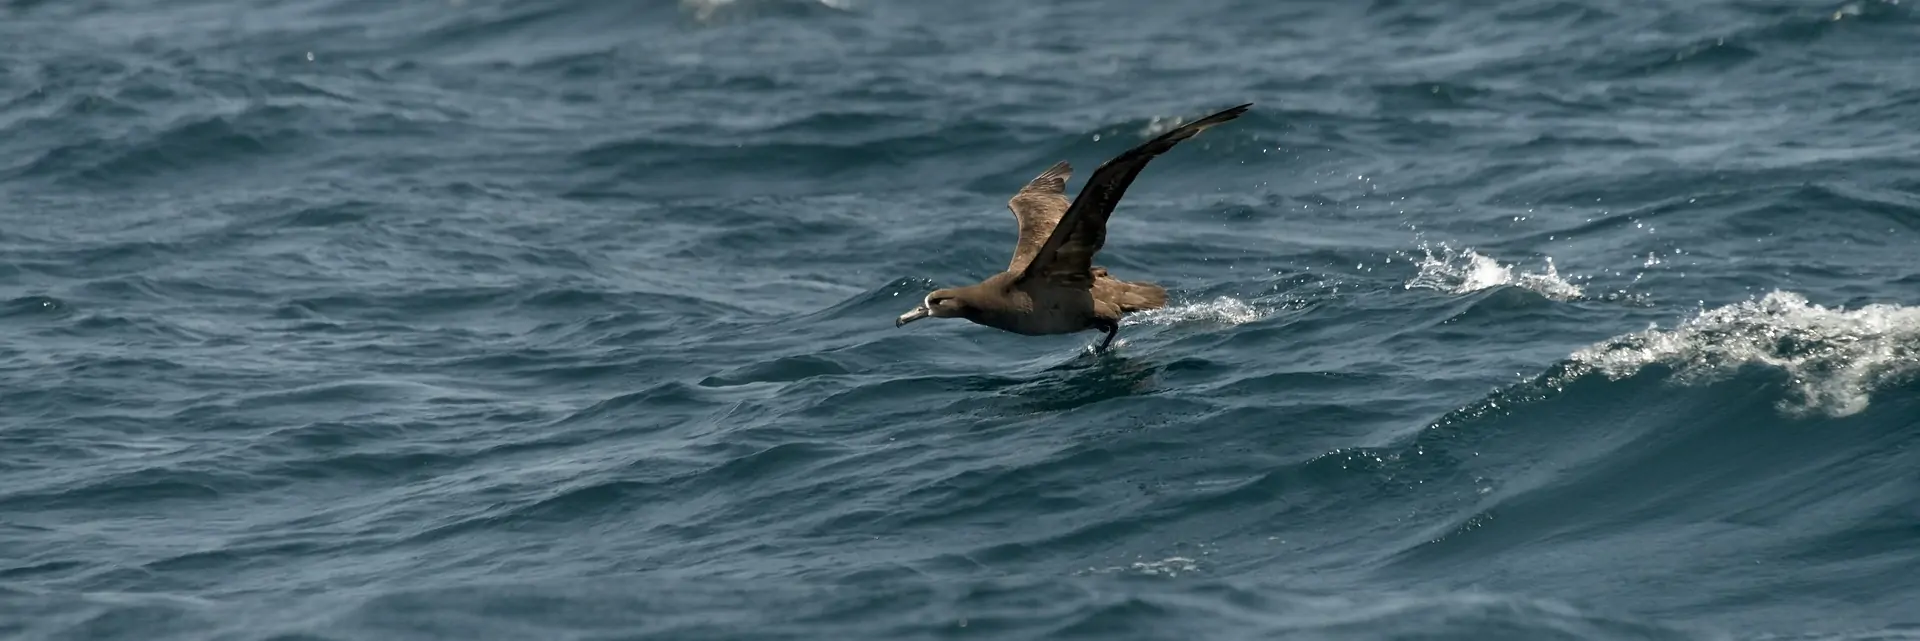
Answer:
5 0 1920 639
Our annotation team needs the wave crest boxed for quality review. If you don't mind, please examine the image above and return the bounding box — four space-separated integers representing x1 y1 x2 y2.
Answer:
1404 243 1585 302
1122 296 1265 327
1570 291 1920 417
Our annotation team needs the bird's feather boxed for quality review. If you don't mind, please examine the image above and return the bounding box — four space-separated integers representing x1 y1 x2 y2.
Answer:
1019 103 1250 289
1006 160 1072 272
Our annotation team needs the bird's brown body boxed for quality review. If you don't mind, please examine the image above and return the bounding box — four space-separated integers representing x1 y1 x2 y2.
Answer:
895 103 1249 350
918 269 1166 337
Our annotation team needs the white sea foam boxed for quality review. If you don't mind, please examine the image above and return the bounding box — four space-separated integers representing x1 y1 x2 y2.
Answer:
1569 291 1920 417
1076 556 1199 578
1139 114 1190 138
1122 296 1264 327
1404 243 1585 301
682 0 734 19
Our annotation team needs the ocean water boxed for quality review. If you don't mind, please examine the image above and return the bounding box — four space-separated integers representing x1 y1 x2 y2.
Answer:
3 0 1919 639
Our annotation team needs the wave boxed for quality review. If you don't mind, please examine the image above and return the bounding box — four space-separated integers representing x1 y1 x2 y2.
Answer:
1403 242 1587 302
1569 290 1920 417
1389 288 1920 425
13 558 1739 641
681 0 858 23
0 294 64 320
1354 293 1920 639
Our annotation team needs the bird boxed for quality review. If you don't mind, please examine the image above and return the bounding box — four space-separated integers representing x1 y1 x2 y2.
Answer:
894 102 1250 351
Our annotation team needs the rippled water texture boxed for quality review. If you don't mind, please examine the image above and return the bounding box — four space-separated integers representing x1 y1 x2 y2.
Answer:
3 0 1919 639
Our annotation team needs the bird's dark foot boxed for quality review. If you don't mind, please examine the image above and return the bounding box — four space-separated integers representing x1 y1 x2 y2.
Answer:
1093 321 1119 352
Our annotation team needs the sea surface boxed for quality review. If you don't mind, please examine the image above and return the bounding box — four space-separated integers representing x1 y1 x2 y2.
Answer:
4 0 1919 639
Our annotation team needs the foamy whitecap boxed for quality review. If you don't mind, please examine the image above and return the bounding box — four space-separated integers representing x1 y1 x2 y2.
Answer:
1570 291 1920 417
1076 556 1199 578
1404 243 1585 301
682 0 734 19
1139 114 1190 137
1122 296 1264 327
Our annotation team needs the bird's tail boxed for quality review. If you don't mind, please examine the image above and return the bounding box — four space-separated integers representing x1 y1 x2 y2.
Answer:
1122 281 1168 312
1093 267 1168 312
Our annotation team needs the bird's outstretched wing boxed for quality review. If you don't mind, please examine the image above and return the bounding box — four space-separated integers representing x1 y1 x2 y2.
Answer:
1019 103 1250 289
1005 160 1072 272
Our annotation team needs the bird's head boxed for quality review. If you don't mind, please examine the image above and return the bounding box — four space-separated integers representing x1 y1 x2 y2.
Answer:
896 288 973 327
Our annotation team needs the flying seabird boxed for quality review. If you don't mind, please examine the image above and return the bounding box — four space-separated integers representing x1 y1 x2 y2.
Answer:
895 102 1251 351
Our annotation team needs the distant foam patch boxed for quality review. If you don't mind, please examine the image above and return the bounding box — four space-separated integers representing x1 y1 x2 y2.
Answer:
1075 556 1199 578
1122 296 1264 327
1570 291 1920 417
1404 243 1584 302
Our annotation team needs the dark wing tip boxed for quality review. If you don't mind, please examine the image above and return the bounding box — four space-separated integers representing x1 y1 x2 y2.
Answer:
1094 102 1251 166
1163 102 1252 140
1215 103 1254 119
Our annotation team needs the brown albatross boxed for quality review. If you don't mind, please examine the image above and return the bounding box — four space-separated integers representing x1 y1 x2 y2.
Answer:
895 102 1251 351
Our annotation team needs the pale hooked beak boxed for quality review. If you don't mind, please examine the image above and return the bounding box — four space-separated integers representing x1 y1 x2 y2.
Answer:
895 306 930 327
